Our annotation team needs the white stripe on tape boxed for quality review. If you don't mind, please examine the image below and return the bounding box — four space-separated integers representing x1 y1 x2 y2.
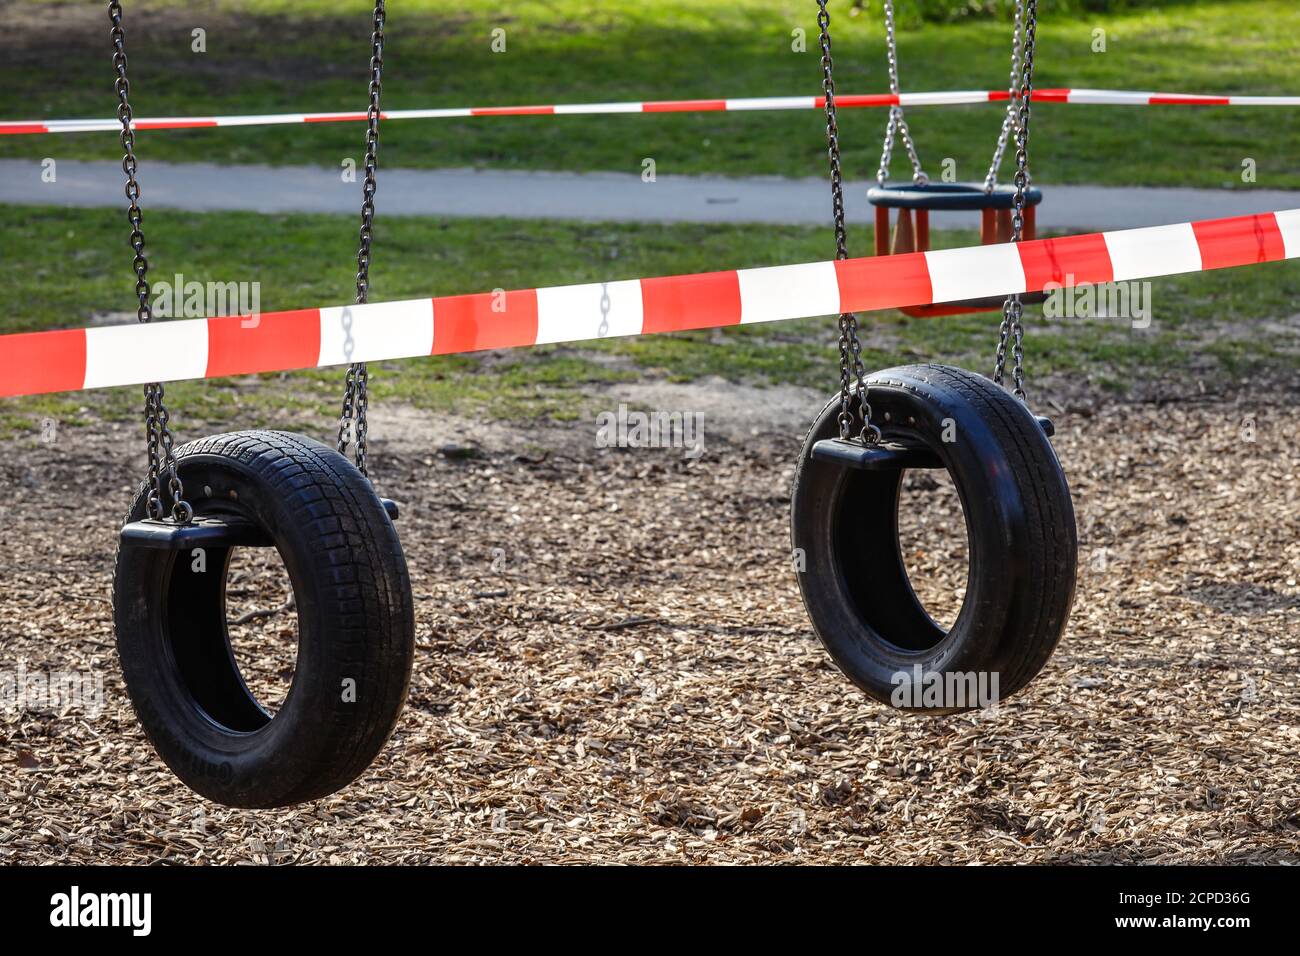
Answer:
925 243 1025 303
1104 222 1202 281
1274 209 1300 259
41 121 119 133
898 91 988 106
535 280 645 344
317 298 434 366
44 119 121 129
214 113 306 127
724 96 815 111
386 108 475 119
1066 89 1156 105
736 261 840 325
553 102 644 115
1228 96 1300 106
83 319 209 389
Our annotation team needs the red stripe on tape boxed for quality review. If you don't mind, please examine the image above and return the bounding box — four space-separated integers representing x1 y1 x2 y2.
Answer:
432 290 539 354
1018 233 1114 291
135 120 218 130
206 308 322 379
640 271 741 333
816 94 899 109
0 124 48 134
470 105 556 116
834 254 933 313
643 99 727 112
0 329 87 397
1150 95 1230 105
988 89 1071 103
1191 213 1287 271
304 113 369 123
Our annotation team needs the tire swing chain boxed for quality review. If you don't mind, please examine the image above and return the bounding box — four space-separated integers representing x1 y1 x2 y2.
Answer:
993 0 1038 404
109 0 192 525
984 0 1027 193
817 1 879 446
876 0 928 187
337 0 385 480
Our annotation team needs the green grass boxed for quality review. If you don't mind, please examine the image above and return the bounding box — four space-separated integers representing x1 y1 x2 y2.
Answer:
1 205 1296 438
1 0 1297 187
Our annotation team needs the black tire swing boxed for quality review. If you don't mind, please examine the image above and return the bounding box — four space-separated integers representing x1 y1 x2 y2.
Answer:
108 1 413 807
794 1 1077 711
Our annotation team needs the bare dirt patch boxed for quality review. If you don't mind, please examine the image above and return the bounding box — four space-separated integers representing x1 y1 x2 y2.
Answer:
1 384 1297 864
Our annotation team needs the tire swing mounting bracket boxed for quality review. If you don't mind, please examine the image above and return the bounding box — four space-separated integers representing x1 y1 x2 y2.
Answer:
810 439 943 471
809 416 1054 472
120 498 400 551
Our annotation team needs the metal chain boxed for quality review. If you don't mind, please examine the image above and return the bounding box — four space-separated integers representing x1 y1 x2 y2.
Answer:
338 0 385 478
818 1 879 445
109 0 191 524
984 0 1024 192
876 0 927 186
993 0 1038 402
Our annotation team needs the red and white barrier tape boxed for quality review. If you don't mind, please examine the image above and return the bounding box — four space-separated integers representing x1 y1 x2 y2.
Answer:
2 210 1297 399
2 88 1297 136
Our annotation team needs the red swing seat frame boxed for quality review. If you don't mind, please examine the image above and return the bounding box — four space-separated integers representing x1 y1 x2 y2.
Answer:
868 181 1044 318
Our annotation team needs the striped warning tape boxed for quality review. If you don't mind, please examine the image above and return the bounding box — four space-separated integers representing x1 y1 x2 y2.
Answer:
2 88 1297 135
2 210 1297 399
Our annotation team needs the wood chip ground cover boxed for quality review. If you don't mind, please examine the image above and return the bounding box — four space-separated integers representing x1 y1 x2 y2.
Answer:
0 385 1296 864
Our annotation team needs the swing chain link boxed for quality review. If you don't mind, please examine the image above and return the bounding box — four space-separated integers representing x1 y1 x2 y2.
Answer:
109 0 191 524
876 0 927 187
994 0 1038 402
984 0 1025 192
818 1 879 446
338 0 385 478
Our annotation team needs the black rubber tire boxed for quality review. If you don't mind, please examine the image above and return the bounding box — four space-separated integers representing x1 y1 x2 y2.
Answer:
113 430 414 807
791 364 1077 711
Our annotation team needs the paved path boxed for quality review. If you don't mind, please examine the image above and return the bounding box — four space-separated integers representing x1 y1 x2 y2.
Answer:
3 158 1296 230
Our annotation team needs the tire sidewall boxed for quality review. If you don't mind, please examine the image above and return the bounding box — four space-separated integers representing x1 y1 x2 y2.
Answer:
113 431 412 806
792 365 1072 706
